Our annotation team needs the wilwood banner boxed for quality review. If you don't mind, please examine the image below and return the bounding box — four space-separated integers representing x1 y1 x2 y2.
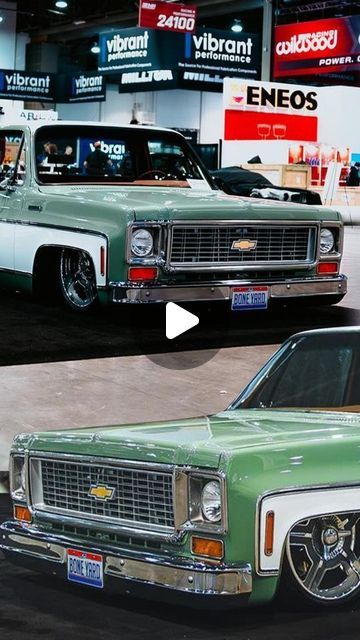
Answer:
274 16 360 77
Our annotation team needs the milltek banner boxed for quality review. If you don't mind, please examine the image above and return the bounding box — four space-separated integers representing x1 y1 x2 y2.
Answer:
274 16 360 77
0 69 55 101
119 68 178 92
179 28 260 79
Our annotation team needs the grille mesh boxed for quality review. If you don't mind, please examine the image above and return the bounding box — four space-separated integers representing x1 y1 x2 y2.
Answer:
39 459 174 528
170 225 315 265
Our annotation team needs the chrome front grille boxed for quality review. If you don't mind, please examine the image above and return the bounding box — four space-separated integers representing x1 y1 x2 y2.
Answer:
169 225 316 266
32 457 174 530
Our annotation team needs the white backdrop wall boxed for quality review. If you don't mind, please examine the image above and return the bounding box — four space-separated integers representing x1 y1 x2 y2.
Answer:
0 1 16 68
222 140 290 167
57 85 223 145
0 2 26 118
57 101 101 122
319 86 360 151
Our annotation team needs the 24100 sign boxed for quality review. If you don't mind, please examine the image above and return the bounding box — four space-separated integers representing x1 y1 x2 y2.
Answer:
157 13 195 32
139 0 197 34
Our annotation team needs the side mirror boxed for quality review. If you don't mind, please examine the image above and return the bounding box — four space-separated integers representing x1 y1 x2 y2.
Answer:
0 176 16 192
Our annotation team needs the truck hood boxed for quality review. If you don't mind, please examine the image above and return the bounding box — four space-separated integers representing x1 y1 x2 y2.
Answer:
39 185 339 223
17 409 360 471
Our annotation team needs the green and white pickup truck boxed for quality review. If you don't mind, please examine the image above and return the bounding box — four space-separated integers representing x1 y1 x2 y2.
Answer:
3 327 360 608
0 121 346 310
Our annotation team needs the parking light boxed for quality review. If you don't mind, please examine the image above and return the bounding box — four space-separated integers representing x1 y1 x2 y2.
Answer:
191 536 223 559
128 267 158 281
14 505 32 523
317 262 338 274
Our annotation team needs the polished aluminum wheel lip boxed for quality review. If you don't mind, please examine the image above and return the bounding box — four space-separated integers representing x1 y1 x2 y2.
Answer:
60 249 97 309
286 513 360 602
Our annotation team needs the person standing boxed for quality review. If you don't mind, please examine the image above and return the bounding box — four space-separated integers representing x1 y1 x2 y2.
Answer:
347 162 360 187
83 141 112 175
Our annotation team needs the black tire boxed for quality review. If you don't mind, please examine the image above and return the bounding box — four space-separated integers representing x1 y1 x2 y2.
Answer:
59 248 97 311
282 512 360 607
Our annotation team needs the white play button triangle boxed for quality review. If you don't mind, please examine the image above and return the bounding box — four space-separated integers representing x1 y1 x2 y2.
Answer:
166 302 199 340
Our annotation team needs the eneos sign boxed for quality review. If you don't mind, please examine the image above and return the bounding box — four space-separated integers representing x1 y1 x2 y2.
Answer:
223 79 319 142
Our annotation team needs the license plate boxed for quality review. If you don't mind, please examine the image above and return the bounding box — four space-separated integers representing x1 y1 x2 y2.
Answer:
231 286 269 311
67 549 104 589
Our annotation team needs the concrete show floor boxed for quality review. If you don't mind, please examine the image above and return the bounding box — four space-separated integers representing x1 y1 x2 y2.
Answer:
0 344 276 474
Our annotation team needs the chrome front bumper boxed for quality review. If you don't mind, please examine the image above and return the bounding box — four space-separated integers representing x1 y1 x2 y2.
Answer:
111 275 347 304
0 521 252 607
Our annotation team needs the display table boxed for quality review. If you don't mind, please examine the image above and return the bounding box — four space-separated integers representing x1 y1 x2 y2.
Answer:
312 186 360 207
241 163 311 189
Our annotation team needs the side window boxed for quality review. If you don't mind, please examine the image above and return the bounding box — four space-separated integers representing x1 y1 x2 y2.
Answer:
147 140 202 179
0 130 26 184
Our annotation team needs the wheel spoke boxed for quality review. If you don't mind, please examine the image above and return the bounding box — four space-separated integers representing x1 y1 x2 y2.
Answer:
341 550 360 575
302 559 326 591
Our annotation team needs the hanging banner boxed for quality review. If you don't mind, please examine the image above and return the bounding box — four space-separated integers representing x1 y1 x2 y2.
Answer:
56 72 106 102
274 16 360 77
98 27 181 74
99 27 260 79
179 70 224 92
179 28 260 79
67 72 105 102
119 68 177 92
223 78 319 142
0 69 55 102
138 0 197 34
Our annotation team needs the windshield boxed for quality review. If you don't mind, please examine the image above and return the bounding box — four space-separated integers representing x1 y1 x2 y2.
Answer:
35 125 213 189
230 332 360 412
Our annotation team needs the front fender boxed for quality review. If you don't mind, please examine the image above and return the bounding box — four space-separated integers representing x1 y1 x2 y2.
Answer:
257 484 360 574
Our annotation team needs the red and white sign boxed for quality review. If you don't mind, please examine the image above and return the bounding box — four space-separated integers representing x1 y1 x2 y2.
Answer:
138 1 197 34
274 16 360 77
223 79 319 142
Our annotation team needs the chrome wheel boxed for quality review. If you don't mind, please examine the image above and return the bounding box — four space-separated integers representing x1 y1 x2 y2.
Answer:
286 513 360 603
59 249 97 310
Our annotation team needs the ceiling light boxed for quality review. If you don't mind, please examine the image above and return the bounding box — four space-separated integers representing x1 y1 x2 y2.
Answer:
91 43 100 54
0 15 3 23
231 19 243 33
55 1 68 8
73 19 86 25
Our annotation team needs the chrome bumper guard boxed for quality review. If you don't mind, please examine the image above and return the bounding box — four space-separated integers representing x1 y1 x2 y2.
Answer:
0 521 252 602
111 275 347 304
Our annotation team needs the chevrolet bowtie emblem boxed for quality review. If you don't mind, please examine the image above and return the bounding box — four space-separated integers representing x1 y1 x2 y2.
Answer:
88 484 115 501
231 239 257 251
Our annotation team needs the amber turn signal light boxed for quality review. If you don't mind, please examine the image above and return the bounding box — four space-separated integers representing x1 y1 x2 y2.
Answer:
191 536 223 559
14 505 32 523
317 262 338 274
264 510 275 556
128 267 158 282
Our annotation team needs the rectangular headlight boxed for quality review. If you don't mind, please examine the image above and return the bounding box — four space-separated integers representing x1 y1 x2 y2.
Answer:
188 474 225 529
10 455 26 502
